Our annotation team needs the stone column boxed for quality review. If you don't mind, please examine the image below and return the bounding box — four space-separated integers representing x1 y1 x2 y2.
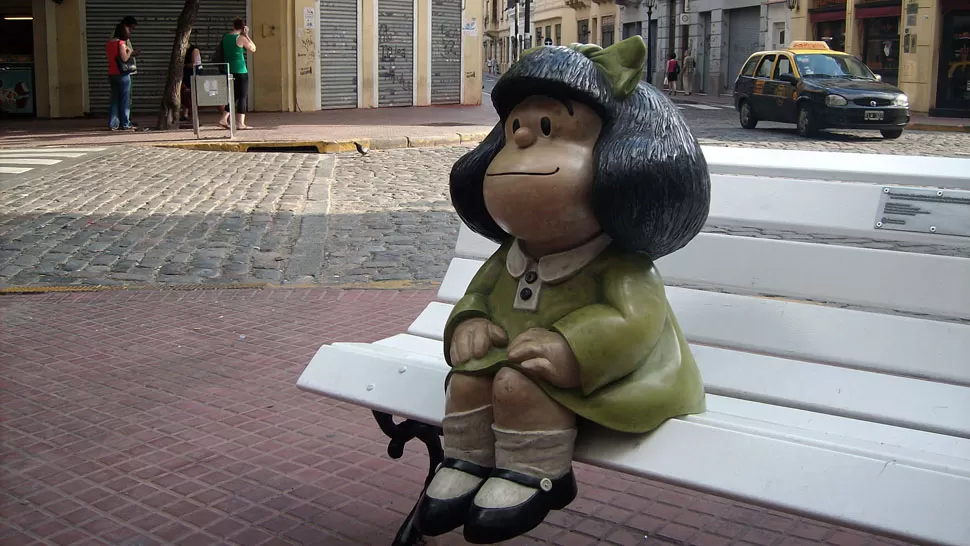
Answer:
709 8 725 94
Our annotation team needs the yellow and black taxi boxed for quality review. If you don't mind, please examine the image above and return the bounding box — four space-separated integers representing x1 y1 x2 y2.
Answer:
733 41 910 139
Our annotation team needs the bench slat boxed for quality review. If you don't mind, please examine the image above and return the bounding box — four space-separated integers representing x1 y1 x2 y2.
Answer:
402 306 970 437
374 333 970 465
708 174 970 248
296 343 970 546
431 278 970 387
700 146 970 190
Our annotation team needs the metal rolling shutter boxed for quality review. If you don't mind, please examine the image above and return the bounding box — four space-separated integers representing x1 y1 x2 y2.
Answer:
430 0 460 105
726 6 761 90
377 0 414 107
320 0 358 109
85 0 247 115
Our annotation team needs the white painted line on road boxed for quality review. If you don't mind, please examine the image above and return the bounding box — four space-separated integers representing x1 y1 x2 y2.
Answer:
685 104 724 110
0 147 107 153
0 158 63 165
0 166 32 174
0 153 87 158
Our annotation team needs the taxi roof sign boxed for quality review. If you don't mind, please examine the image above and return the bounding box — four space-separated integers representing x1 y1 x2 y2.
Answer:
788 40 831 51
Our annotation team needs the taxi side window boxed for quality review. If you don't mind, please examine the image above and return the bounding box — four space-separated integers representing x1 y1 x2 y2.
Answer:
755 54 776 78
741 56 760 77
773 56 793 79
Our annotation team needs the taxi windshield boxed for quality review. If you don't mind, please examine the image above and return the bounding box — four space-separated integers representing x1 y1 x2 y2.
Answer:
793 53 876 79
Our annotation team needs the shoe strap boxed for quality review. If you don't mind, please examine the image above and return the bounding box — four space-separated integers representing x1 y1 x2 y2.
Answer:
490 468 548 490
440 457 493 479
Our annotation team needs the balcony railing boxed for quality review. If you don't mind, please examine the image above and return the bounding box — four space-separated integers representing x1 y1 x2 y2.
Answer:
565 0 590 8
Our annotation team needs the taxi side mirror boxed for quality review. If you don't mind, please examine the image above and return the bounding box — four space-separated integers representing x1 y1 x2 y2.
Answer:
874 74 883 81
779 73 799 85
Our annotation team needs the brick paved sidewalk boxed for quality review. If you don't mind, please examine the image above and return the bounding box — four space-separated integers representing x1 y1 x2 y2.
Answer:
1 287 916 546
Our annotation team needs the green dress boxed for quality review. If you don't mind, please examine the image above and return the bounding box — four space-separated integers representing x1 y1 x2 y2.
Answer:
222 33 247 74
444 235 706 434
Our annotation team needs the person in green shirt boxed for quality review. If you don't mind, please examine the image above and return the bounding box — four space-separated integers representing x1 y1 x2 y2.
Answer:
218 18 256 130
414 36 712 544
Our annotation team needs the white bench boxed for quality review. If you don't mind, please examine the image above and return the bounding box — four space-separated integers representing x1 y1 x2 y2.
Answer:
297 147 970 546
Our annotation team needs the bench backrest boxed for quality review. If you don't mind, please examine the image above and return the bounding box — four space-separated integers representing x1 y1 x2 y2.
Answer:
429 163 970 439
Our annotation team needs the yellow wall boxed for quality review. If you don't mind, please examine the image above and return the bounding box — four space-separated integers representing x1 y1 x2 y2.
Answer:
463 0 484 105
417 0 431 105
293 0 318 111
253 0 290 112
360 0 378 108
32 0 85 118
31 0 51 118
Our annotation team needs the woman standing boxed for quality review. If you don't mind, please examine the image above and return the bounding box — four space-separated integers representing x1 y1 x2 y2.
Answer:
665 52 680 96
218 18 256 129
107 23 135 130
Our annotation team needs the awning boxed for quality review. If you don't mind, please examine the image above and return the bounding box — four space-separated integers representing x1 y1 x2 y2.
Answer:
855 5 901 18
810 10 847 23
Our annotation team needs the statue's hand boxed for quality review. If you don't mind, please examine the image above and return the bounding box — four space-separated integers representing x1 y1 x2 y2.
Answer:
508 328 581 389
449 318 509 365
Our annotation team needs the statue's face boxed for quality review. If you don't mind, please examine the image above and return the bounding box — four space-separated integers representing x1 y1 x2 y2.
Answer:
483 95 604 254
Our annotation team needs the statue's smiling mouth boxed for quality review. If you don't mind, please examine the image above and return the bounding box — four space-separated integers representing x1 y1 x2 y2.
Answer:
486 167 561 177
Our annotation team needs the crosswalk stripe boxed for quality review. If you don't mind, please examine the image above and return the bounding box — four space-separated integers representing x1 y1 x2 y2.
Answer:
0 147 107 153
0 166 33 174
0 153 88 159
0 158 63 166
687 104 725 110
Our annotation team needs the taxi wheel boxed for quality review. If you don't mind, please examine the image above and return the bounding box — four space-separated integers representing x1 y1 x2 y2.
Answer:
881 129 903 139
796 105 817 138
739 100 758 129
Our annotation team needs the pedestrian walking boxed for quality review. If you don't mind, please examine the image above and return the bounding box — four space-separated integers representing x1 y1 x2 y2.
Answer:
218 18 256 130
120 16 140 125
180 44 202 122
665 53 680 95
107 23 135 130
682 50 696 95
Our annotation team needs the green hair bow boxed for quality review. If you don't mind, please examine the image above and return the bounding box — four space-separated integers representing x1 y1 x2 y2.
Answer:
521 35 647 99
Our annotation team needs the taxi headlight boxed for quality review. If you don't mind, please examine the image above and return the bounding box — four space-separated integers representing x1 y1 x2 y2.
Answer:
893 94 909 107
825 94 848 107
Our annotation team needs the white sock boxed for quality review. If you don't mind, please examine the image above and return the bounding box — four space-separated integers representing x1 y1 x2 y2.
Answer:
426 405 495 500
474 426 577 509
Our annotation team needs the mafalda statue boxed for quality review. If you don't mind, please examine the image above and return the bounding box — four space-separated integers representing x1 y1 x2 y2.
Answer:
416 35 710 544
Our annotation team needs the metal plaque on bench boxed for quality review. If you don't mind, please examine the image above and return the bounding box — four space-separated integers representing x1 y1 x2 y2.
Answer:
874 186 970 238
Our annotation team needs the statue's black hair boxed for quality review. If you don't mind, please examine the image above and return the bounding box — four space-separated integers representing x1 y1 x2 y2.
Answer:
449 45 711 260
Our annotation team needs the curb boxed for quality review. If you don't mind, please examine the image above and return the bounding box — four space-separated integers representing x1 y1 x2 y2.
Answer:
906 122 970 133
154 132 490 153
0 279 440 295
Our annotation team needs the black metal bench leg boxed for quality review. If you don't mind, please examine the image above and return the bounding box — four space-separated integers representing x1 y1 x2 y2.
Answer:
373 411 444 546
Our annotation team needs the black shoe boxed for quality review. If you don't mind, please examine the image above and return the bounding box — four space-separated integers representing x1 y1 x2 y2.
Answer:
414 458 492 537
463 467 577 544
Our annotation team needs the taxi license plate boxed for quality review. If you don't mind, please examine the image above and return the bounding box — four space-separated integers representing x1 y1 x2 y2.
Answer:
865 110 884 121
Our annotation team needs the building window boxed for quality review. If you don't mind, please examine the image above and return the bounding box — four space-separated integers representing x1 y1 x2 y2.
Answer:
555 23 562 45
579 19 589 43
622 21 643 40
862 17 899 86
545 25 552 42
602 17 615 47
815 20 846 52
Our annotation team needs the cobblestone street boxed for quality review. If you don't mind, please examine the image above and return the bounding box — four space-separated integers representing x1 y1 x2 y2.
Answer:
3 135 969 288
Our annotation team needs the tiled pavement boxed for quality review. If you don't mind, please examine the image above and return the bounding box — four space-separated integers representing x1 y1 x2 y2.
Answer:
1 287 917 546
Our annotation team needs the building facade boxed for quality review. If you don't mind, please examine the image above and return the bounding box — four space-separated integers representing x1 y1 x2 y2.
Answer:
790 0 969 116
18 0 482 119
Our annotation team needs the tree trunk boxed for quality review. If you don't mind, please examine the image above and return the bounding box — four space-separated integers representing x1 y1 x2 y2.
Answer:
157 0 201 130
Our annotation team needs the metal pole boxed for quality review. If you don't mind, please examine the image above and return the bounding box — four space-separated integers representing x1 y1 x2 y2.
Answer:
646 5 653 85
191 70 200 139
228 72 236 138
524 0 531 50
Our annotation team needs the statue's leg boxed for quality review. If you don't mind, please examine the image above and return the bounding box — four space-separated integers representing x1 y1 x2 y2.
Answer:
463 367 579 544
414 373 495 536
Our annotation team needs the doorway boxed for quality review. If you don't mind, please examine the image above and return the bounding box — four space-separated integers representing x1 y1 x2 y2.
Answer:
0 0 35 117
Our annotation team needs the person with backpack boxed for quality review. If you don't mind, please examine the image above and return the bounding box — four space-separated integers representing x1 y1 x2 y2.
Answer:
665 52 680 96
217 18 257 129
106 23 135 130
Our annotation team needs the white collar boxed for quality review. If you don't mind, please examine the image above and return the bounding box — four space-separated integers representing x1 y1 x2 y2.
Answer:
505 233 612 284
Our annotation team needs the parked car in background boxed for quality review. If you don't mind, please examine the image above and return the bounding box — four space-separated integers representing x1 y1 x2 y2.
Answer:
733 41 911 139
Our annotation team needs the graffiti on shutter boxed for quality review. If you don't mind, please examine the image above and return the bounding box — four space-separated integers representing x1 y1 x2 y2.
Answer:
431 0 461 104
85 0 247 115
378 0 414 107
321 0 359 109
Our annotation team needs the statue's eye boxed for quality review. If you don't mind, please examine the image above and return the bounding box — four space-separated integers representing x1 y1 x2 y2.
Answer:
540 117 551 136
511 119 520 132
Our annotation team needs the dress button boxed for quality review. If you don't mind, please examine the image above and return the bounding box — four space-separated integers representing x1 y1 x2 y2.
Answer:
525 271 538 284
519 287 533 301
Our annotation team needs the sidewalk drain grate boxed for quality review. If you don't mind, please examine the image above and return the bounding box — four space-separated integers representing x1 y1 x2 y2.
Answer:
246 145 321 153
